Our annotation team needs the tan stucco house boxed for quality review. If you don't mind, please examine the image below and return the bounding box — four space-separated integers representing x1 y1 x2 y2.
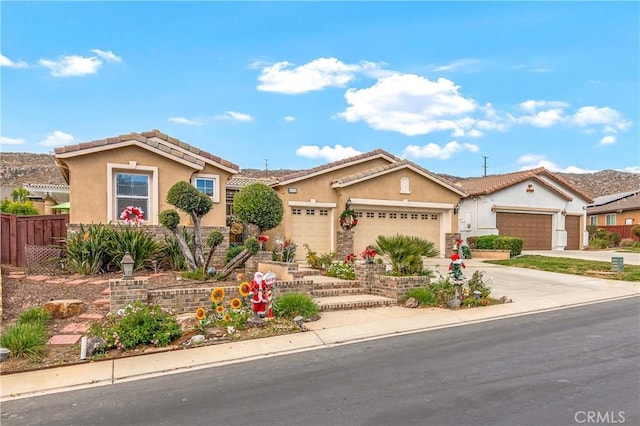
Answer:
54 130 239 227
587 189 640 227
268 149 466 260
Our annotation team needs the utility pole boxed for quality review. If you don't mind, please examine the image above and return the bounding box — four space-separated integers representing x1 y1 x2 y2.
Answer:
482 156 489 177
265 159 268 178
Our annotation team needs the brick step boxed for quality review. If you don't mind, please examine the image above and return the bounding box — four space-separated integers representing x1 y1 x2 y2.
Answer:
314 294 398 312
311 287 367 297
310 280 362 290
291 270 322 278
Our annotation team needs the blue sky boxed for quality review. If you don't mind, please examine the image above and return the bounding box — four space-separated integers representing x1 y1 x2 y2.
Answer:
1 1 638 177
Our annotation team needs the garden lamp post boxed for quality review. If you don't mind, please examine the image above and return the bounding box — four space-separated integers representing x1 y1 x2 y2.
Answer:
121 252 134 280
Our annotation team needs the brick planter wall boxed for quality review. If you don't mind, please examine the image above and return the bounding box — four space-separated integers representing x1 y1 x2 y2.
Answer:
109 278 149 313
355 263 430 301
470 249 511 259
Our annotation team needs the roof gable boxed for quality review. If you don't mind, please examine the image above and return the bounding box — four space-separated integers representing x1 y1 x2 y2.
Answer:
459 167 594 203
331 160 467 196
54 130 240 175
276 149 401 185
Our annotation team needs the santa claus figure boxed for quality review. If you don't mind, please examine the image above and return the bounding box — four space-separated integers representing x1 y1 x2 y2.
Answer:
249 272 267 317
263 272 276 318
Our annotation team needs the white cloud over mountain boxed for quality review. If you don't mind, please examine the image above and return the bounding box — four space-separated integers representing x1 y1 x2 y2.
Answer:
39 130 75 147
296 144 363 162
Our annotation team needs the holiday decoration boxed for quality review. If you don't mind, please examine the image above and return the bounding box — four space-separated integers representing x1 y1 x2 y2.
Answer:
120 206 144 224
339 208 358 230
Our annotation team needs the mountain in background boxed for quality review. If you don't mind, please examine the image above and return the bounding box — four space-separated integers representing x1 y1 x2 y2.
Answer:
1 152 638 199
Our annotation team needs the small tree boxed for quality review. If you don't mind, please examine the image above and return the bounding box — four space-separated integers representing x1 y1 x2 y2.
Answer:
11 187 30 202
159 181 214 271
233 183 284 235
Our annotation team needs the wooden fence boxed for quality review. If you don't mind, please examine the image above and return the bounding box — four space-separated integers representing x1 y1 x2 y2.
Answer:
600 225 638 240
0 214 69 267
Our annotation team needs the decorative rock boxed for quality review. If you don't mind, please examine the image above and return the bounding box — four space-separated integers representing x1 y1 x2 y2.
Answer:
447 297 461 309
245 317 265 328
405 297 419 308
189 335 205 345
205 326 225 338
0 348 10 362
175 313 197 332
43 300 87 319
86 336 106 357
499 296 513 304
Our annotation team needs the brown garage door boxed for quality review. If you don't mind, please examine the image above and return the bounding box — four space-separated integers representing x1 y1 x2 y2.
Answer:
496 212 552 250
565 215 581 250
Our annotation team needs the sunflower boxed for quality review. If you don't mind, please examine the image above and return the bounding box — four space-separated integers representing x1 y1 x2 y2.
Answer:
230 298 242 309
215 304 225 314
195 307 206 320
211 287 225 302
238 282 250 297
223 313 232 322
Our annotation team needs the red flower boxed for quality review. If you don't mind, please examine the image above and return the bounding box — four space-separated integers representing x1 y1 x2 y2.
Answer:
258 235 269 243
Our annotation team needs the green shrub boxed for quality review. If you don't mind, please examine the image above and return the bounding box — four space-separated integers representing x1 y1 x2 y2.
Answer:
474 235 500 250
65 223 115 274
326 262 355 280
473 235 522 257
18 307 52 327
182 268 205 281
107 225 161 271
244 237 260 255
428 278 456 306
303 244 335 270
226 244 245 263
89 301 182 350
589 238 608 249
632 224 640 239
273 293 319 319
0 199 39 215
404 287 437 306
467 271 492 298
374 234 439 275
0 323 47 359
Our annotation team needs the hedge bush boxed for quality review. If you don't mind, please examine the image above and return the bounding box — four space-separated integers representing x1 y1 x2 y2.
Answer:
469 235 523 257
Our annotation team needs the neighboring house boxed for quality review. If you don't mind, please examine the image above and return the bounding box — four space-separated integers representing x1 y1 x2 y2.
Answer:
457 168 594 250
268 149 466 260
24 183 70 215
586 189 640 227
53 130 239 227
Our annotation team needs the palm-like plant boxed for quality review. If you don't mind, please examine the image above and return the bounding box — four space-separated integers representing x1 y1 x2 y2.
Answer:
373 234 439 275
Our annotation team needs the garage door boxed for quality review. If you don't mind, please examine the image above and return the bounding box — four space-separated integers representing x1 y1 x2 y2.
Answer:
565 215 581 250
496 212 552 250
290 207 332 260
353 209 441 254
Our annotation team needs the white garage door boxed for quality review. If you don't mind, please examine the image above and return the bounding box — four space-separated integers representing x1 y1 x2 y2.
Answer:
353 209 441 254
290 207 332 260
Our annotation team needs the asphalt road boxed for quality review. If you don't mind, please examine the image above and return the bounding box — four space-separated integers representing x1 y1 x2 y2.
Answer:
2 298 638 426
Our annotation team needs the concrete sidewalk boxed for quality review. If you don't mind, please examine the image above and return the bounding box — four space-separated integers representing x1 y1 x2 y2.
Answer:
1 260 638 400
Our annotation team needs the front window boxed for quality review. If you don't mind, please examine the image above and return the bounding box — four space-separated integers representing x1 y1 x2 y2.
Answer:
116 173 149 221
605 213 616 226
192 174 219 202
589 215 597 226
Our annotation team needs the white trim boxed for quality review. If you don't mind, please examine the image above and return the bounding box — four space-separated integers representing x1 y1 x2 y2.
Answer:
492 205 559 214
349 197 455 210
192 173 221 203
288 200 337 208
107 163 159 225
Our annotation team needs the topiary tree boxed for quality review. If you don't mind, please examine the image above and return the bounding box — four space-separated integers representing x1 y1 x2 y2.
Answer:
233 183 284 235
159 181 214 270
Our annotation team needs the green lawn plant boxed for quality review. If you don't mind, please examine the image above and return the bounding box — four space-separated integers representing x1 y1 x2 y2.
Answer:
272 293 320 320
89 301 182 350
374 234 439 275
107 224 161 272
1 307 51 360
65 223 115 274
487 255 640 282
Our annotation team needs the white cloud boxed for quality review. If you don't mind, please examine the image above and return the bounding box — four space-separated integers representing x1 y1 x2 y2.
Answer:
257 57 381 94
39 49 121 77
296 144 362 162
215 111 254 122
0 136 26 145
403 141 479 160
599 135 616 145
571 106 631 132
516 154 596 173
0 53 28 68
284 116 296 122
39 130 75 147
90 49 122 63
518 100 569 113
427 58 481 73
516 109 566 128
169 117 202 126
620 166 640 173
339 74 477 136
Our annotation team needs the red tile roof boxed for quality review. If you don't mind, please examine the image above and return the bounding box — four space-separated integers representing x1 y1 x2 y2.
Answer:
54 130 239 172
459 167 594 203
